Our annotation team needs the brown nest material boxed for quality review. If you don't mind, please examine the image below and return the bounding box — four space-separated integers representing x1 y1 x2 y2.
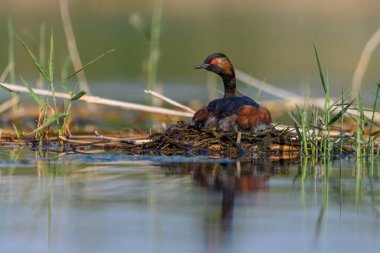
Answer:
135 121 300 159
1 121 301 159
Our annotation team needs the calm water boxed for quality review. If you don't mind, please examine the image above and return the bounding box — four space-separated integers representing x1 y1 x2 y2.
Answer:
1 147 380 253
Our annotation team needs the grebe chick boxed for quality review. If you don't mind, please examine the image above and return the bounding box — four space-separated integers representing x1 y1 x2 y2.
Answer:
192 53 271 131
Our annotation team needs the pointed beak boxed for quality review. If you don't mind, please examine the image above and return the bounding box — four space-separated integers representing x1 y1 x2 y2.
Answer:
194 63 210 69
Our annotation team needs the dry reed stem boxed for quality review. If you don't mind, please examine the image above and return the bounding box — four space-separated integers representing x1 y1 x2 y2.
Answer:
59 0 92 96
0 83 194 118
236 131 242 144
235 68 303 100
0 96 20 114
144 89 195 113
0 63 19 114
352 26 380 99
236 160 241 178
0 63 13 82
67 134 149 141
59 136 94 144
235 68 380 123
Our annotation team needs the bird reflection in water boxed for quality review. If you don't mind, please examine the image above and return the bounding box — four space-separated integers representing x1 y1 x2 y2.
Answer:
163 158 292 249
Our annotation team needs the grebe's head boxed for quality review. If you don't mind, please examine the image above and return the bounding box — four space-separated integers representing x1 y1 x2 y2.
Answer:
194 53 234 76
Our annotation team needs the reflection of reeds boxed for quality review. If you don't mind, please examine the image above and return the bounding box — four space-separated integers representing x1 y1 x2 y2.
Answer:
295 158 380 236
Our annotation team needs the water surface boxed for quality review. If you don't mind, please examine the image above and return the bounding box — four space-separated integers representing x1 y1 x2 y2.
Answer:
0 147 379 253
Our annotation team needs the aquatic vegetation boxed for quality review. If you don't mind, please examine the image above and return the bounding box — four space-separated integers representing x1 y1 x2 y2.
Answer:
0 29 114 153
0 22 378 160
289 45 379 160
15 31 86 141
7 19 17 113
129 0 163 105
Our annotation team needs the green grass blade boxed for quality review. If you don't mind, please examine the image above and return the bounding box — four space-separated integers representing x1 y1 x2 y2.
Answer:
339 88 344 155
327 94 349 111
0 83 21 94
295 105 303 119
65 48 115 80
313 44 327 94
288 111 301 129
288 111 302 141
31 113 68 134
357 93 365 158
49 30 55 83
369 83 380 135
16 35 51 83
358 94 365 126
71 90 87 101
20 76 42 107
328 100 354 126
47 30 57 113
12 122 21 144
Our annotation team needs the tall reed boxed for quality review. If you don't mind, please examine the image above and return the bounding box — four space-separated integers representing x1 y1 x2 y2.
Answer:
129 0 163 106
288 45 370 160
7 19 17 113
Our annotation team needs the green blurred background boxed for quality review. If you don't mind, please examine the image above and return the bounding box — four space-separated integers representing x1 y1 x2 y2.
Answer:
1 0 380 102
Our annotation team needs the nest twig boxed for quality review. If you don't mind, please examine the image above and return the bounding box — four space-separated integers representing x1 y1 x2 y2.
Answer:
0 121 302 159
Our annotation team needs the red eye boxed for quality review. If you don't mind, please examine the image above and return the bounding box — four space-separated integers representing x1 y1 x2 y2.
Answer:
211 59 217 65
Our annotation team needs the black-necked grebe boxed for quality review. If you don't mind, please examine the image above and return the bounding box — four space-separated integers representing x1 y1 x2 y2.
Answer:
192 53 271 131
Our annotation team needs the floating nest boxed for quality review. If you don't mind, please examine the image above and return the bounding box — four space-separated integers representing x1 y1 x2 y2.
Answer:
0 121 301 159
6 119 374 159
138 121 300 159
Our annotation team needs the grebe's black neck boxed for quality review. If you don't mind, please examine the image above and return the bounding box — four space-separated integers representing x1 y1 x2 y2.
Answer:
222 72 242 98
